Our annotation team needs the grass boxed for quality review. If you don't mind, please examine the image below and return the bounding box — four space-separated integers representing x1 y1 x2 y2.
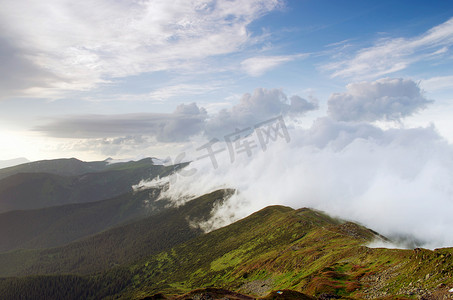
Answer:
115 206 453 299
0 202 452 299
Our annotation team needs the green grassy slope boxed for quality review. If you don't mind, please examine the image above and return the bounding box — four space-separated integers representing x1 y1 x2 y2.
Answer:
0 204 452 299
0 189 232 277
0 188 166 252
113 206 453 299
0 158 180 212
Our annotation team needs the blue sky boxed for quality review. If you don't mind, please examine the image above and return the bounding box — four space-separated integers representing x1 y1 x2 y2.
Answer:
1 0 453 161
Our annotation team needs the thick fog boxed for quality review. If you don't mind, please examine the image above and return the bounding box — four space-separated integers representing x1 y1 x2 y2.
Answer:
135 78 453 249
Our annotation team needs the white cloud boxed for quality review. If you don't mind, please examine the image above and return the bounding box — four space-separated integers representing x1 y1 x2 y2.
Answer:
328 78 432 122
324 17 453 79
240 54 307 76
35 88 317 142
0 0 282 98
421 75 453 92
206 88 318 137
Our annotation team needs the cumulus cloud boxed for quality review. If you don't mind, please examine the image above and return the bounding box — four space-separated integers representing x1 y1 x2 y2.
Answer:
328 78 432 122
240 54 307 76
324 17 453 79
0 0 282 98
35 103 207 142
206 88 318 137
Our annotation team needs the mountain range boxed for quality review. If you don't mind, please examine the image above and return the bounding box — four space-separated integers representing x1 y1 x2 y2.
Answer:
0 158 451 299
0 157 183 212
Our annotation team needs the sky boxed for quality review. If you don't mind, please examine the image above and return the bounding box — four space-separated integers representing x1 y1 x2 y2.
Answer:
2 0 453 247
1 0 453 161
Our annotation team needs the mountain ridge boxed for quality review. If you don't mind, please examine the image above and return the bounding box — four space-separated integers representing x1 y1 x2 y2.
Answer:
0 202 451 299
0 158 182 212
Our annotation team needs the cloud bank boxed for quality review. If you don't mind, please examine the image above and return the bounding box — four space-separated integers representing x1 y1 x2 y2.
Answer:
35 103 208 142
35 88 318 142
134 78 453 249
149 121 453 249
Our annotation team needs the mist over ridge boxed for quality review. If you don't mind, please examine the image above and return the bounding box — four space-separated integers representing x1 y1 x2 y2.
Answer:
136 78 453 249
